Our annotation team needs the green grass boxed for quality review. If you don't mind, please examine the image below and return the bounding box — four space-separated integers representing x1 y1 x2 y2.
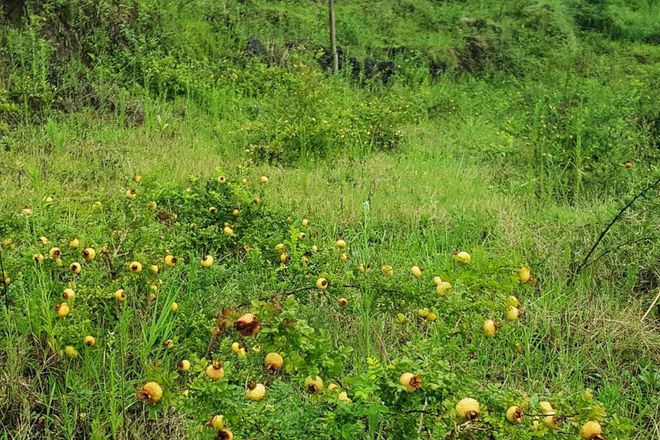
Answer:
1 0 659 439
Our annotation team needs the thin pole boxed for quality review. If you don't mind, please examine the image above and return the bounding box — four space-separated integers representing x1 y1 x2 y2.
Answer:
328 0 338 73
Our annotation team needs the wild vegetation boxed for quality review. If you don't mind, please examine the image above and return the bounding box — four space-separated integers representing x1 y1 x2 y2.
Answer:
1 1 659 439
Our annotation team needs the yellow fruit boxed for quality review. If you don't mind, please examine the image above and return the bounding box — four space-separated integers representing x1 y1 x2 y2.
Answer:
223 226 234 236
178 359 191 372
427 312 438 321
164 255 177 267
253 196 260 205
70 262 82 274
483 319 497 337
56 303 70 318
539 401 554 414
316 278 329 290
335 239 347 249
54 258 64 268
126 189 137 200
338 391 352 403
163 339 173 349
580 421 604 440
311 245 319 253
232 209 240 217
137 382 163 404
418 308 430 318
399 372 422 392
453 251 471 265
21 207 33 216
395 313 407 324
231 342 241 353
2 274 10 286
506 405 524 424
2 238 13 249
455 398 480 420
246 382 266 401
199 254 214 267
114 289 126 302
218 429 233 440
217 175 227 184
304 376 324 394
433 276 443 285
148 201 157 211
129 261 142 273
357 262 366 273
133 175 142 184
43 196 54 204
33 254 44 263
275 243 286 253
49 247 61 259
84 336 96 346
279 253 289 263
506 295 520 307
543 415 561 429
264 352 284 372
69 238 79 248
505 306 520 321
338 297 348 307
302 219 310 227
235 313 260 336
410 266 422 278
38 236 49 244
260 175 269 184
83 248 96 261
206 360 225 380
170 302 179 313
436 281 452 295
62 288 76 300
518 266 531 283
64 345 78 358
381 265 394 277
339 253 348 262
327 383 340 393
210 414 225 430
150 265 160 274
91 201 102 211
298 232 306 240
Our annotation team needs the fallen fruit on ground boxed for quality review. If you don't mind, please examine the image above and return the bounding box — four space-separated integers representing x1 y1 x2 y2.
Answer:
399 372 422 392
137 382 163 404
580 421 605 440
455 398 480 420
246 382 267 401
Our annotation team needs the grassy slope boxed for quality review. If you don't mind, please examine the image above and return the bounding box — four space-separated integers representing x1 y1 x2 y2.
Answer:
1 0 659 439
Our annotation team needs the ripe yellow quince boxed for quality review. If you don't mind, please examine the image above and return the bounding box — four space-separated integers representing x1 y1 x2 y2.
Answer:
456 398 480 420
265 352 284 372
304 375 324 394
399 372 421 392
580 421 604 440
206 360 224 380
246 382 267 401
453 251 471 265
410 265 422 278
137 382 163 404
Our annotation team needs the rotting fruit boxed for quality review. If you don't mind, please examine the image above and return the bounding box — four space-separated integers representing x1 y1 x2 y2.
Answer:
304 376 324 394
506 405 524 424
399 372 422 392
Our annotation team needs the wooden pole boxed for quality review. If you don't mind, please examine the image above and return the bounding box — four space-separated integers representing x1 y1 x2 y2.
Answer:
328 0 338 73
